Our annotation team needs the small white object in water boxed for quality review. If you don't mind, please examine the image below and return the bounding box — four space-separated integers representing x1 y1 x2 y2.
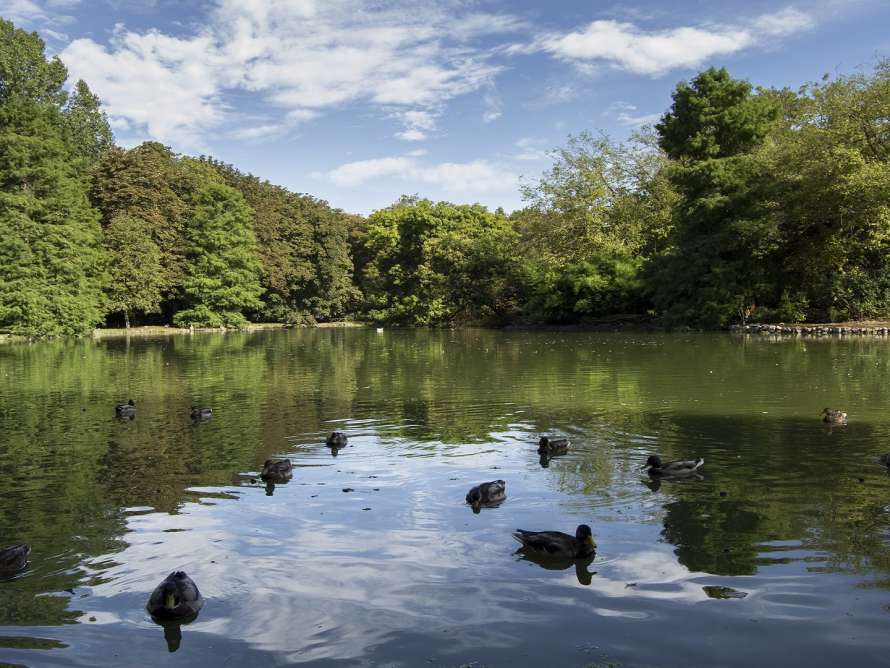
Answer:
376 327 384 333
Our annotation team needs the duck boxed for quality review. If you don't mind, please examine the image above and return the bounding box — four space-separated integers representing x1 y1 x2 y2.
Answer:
821 408 847 424
512 524 596 559
878 453 890 468
326 431 348 448
146 571 204 620
190 407 213 421
465 480 506 512
260 458 293 482
0 543 31 574
115 399 135 418
644 455 704 477
538 436 569 456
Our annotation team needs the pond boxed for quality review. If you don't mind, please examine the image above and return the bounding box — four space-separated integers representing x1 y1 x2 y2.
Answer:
1 329 889 667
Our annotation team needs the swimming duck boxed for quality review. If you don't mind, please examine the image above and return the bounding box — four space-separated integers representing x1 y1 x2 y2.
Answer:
115 399 135 418
878 453 890 468
190 407 212 421
0 544 30 574
538 436 569 456
146 571 204 620
326 431 348 448
512 524 596 559
821 408 847 424
260 458 293 482
465 480 506 512
644 455 704 477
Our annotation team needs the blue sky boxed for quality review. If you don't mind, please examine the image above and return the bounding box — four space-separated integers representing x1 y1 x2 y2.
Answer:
4 0 889 214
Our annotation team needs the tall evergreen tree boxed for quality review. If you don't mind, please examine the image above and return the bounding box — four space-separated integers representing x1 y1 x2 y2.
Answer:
0 101 106 336
0 20 106 336
173 183 263 328
652 68 780 327
62 79 114 167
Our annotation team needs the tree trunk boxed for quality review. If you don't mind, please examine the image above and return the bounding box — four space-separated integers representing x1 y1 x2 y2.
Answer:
124 311 130 329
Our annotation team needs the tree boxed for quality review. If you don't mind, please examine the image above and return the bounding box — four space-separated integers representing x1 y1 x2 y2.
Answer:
651 68 780 327
173 183 263 328
0 20 106 337
90 142 192 302
363 199 518 325
104 215 164 328
519 131 675 262
62 79 114 167
205 158 357 323
0 19 67 106
0 102 106 336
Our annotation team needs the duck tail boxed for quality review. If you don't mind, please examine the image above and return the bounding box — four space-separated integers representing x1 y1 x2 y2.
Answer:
511 531 526 545
694 457 704 469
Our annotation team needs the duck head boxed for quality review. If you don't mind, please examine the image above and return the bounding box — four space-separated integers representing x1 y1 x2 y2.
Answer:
162 581 179 611
643 455 662 470
575 524 596 548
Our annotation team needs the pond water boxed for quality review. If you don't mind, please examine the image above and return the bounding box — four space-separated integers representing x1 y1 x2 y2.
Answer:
1 329 890 667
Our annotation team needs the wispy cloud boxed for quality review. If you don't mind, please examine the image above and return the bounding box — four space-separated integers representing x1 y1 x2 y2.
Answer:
511 137 548 161
326 155 518 194
537 7 815 76
606 102 660 128
1 0 79 32
58 0 524 148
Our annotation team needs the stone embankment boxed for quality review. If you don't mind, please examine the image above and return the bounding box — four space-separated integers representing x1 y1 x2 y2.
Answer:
731 323 890 336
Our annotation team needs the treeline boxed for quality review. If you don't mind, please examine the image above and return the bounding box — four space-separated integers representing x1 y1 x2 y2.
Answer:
2 17 890 336
0 19 356 336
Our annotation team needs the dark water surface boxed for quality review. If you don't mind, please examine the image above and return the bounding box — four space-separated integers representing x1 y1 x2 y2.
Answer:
1 329 890 667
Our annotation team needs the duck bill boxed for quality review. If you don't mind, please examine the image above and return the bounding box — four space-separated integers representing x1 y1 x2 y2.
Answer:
164 593 176 610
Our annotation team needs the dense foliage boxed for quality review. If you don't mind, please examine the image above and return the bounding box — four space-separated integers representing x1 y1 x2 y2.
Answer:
362 198 519 325
1 14 889 335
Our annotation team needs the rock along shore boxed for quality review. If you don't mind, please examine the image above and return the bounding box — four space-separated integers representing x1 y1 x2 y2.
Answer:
730 323 890 337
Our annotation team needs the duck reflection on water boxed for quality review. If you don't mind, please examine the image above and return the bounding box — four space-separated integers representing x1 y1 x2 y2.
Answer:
515 550 596 586
146 571 204 653
643 472 704 493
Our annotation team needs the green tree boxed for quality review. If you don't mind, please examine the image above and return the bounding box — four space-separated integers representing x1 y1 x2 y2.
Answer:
0 19 67 105
0 20 106 337
90 143 192 302
0 102 106 336
363 199 518 325
104 214 164 328
763 62 890 322
173 183 263 328
204 159 357 323
651 68 780 327
62 79 114 167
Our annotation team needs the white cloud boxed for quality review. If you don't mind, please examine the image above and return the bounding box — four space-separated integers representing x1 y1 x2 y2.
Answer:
616 111 661 127
61 28 225 149
512 137 548 161
393 109 437 141
606 102 660 127
327 156 518 194
59 0 522 147
753 7 815 37
481 89 503 123
1 0 78 30
395 128 427 141
539 7 815 76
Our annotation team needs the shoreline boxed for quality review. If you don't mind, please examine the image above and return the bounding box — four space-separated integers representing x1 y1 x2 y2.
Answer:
731 322 890 337
6 319 890 343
